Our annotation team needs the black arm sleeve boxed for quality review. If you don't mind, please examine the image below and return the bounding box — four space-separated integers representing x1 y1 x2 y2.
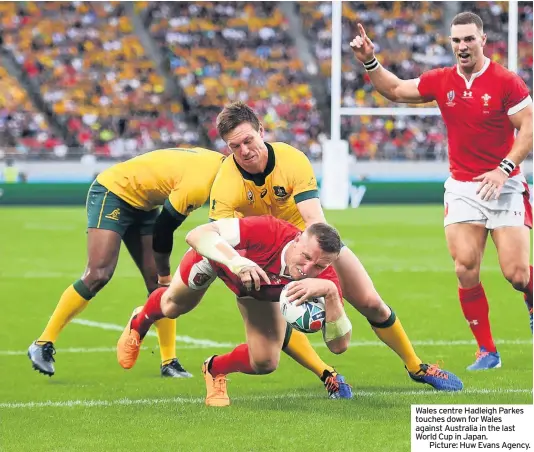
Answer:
152 206 186 253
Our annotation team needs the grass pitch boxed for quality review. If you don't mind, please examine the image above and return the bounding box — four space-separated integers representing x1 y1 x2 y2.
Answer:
0 206 532 452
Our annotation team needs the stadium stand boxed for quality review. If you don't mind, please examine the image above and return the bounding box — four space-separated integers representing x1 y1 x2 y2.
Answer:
1 1 200 158
146 1 325 157
0 1 530 162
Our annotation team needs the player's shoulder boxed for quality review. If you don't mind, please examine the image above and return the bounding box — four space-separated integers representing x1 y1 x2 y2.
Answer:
215 154 241 176
270 142 311 165
422 65 456 79
487 61 522 81
241 215 298 231
271 141 305 156
211 155 243 194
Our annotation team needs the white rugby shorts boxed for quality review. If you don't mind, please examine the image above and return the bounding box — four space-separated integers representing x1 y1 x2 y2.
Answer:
443 175 532 230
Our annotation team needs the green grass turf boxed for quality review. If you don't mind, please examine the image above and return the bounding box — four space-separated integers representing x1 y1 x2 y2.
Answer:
0 206 531 452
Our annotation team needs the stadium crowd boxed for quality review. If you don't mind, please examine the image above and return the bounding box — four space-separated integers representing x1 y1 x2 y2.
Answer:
0 1 531 162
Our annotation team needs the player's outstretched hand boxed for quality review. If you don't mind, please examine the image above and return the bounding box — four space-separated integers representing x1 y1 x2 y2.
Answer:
349 23 375 63
286 279 333 306
473 168 509 201
238 265 270 292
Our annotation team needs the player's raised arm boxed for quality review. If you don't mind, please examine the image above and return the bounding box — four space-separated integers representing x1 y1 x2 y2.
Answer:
350 23 425 104
185 219 270 291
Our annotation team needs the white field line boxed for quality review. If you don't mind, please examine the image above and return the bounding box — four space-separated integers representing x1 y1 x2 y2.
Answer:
0 345 209 356
71 319 234 347
72 318 533 349
0 388 531 410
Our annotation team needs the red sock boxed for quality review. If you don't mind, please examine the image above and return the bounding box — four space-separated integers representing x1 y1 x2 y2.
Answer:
459 283 496 352
522 265 533 309
130 287 166 338
209 344 255 375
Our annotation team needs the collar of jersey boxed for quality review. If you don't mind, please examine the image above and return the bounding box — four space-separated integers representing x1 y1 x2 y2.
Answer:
233 142 275 186
279 240 293 278
456 56 490 90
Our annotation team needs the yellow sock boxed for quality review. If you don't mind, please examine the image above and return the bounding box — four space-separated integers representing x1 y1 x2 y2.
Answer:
371 313 422 373
154 317 176 365
282 328 334 378
38 281 92 343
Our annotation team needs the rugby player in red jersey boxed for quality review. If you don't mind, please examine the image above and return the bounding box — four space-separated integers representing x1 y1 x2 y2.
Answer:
351 11 533 370
118 216 353 405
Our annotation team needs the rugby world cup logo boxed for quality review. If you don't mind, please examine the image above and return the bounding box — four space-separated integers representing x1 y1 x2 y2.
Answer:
446 90 456 106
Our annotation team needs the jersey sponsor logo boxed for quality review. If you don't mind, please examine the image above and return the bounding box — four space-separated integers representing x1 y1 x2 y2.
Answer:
462 90 473 98
247 190 254 203
192 272 211 287
308 176 316 187
481 93 491 107
273 186 288 198
260 188 268 198
105 208 120 221
211 199 217 210
446 90 456 107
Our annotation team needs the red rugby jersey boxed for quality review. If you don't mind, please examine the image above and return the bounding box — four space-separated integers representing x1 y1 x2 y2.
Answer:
417 58 531 181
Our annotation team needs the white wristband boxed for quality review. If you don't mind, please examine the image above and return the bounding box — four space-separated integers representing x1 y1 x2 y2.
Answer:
323 311 352 342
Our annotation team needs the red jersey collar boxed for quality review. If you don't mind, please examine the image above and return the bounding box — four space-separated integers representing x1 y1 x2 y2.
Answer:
456 56 491 90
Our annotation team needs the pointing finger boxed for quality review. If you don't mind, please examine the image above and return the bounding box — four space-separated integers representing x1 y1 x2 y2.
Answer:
358 23 366 38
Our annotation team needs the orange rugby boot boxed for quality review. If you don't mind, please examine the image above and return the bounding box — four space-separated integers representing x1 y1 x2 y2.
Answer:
202 356 230 407
117 306 144 369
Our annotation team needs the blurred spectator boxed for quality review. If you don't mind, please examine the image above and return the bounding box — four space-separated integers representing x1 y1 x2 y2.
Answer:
148 1 325 159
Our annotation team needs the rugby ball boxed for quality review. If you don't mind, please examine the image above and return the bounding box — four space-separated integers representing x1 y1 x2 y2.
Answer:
279 285 326 333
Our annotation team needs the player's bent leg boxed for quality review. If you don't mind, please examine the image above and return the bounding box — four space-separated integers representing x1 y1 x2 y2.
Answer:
282 325 353 399
29 228 122 376
333 247 390 323
335 247 462 390
445 223 499 368
237 296 285 374
491 226 533 332
122 228 159 293
117 280 207 370
123 228 183 374
202 297 285 407
334 247 424 372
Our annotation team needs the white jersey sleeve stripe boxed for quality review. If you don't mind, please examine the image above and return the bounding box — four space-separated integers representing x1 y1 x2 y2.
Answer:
214 218 241 247
508 95 532 116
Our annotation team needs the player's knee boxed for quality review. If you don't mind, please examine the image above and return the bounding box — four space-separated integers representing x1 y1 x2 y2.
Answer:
503 264 530 291
160 292 180 319
251 356 279 375
83 267 114 292
326 340 348 355
454 261 480 285
350 290 382 312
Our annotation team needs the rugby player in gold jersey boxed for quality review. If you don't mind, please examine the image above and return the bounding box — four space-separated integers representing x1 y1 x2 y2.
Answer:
207 102 463 392
28 147 225 378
